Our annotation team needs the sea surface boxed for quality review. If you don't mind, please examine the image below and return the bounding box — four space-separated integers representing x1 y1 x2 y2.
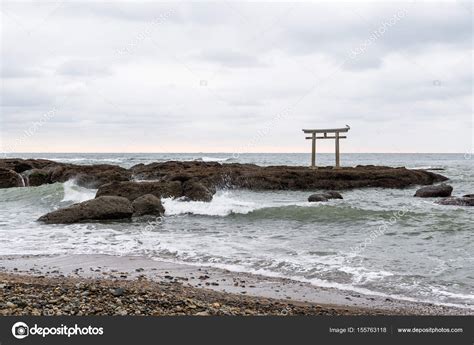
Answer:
1 153 473 308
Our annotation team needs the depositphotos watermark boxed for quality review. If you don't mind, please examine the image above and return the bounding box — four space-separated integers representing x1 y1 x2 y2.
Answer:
349 9 408 59
12 321 104 339
350 206 408 256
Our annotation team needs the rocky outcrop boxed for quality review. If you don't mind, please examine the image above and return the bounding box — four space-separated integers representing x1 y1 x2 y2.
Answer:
49 164 131 189
37 196 134 224
308 191 343 202
132 161 448 191
132 194 165 217
414 184 453 198
0 159 130 189
437 197 474 207
96 181 182 201
0 158 57 173
0 168 24 188
182 181 215 202
1 158 449 192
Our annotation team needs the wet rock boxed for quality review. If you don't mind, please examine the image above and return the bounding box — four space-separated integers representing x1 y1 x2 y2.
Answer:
463 194 474 198
437 197 474 207
132 161 448 191
0 168 23 188
169 174 193 183
323 191 343 199
308 194 328 202
110 288 124 297
1 158 450 192
0 158 55 173
96 181 182 201
38 196 134 224
414 184 453 198
50 164 130 189
23 168 50 187
132 194 165 217
182 181 215 202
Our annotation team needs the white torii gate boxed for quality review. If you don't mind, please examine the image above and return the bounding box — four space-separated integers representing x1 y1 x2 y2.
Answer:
302 125 350 169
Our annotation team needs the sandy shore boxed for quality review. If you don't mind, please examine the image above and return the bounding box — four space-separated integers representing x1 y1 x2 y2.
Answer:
0 254 471 316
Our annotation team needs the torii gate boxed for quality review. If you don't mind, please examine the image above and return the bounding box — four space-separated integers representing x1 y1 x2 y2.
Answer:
302 125 350 169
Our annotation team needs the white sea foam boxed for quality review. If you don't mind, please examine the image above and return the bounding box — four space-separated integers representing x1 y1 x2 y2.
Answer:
146 257 474 310
162 192 261 216
162 191 313 217
39 157 125 164
61 180 97 203
195 156 233 163
337 266 394 284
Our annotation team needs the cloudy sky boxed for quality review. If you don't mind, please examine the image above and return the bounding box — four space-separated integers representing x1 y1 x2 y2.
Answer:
0 0 472 153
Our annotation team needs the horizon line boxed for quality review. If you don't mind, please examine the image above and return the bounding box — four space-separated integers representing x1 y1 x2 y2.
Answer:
2 152 468 155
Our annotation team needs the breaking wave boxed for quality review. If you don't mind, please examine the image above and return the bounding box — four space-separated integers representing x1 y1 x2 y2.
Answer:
194 156 236 163
162 191 416 222
61 180 97 203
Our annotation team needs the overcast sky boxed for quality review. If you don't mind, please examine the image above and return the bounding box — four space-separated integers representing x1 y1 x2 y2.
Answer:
0 1 472 153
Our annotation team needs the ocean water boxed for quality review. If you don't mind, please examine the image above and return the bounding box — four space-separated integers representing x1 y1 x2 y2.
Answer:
1 153 473 308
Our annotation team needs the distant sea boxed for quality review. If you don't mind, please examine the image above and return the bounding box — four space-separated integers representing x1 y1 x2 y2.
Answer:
1 153 473 308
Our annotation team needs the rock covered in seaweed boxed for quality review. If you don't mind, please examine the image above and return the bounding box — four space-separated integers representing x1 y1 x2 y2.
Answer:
182 181 215 202
96 181 182 201
22 168 50 187
132 161 449 191
1 158 449 191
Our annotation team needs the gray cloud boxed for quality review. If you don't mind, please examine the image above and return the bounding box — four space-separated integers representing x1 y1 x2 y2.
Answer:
0 1 471 153
56 59 113 77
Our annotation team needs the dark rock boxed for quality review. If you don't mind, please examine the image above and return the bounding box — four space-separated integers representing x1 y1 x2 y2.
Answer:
23 168 50 187
132 194 165 217
437 197 474 207
50 164 131 189
308 191 342 202
37 196 134 224
110 288 124 297
96 181 182 201
308 194 328 202
169 174 193 183
0 168 23 188
0 158 55 173
322 191 343 199
414 184 453 198
1 158 450 192
182 181 215 202
463 194 474 198
132 161 448 191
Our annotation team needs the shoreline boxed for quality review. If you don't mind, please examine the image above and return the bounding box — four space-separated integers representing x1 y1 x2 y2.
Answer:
1 254 471 316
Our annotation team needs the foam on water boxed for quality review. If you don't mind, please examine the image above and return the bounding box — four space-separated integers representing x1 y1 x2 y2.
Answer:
61 180 97 203
195 156 234 163
163 192 259 216
162 190 318 217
